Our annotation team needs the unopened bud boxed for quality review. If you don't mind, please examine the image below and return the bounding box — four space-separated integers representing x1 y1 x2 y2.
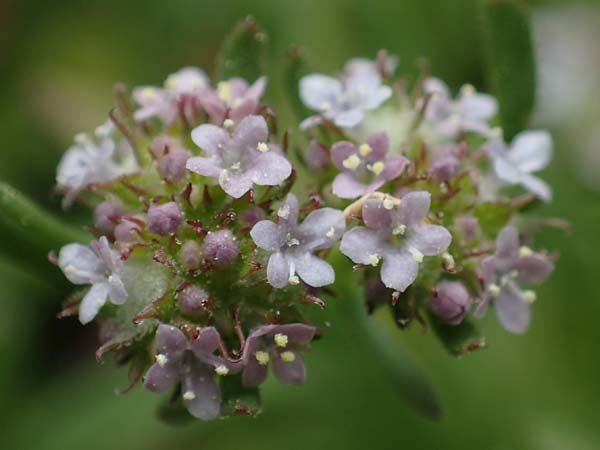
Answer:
203 229 239 266
430 281 471 325
158 147 191 182
179 285 209 314
147 202 184 235
180 240 202 269
93 201 123 233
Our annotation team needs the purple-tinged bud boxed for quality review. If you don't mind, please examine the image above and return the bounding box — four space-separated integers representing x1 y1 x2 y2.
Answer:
180 240 201 269
430 281 471 325
305 140 329 171
178 285 209 314
147 202 184 235
240 206 265 226
114 218 141 242
150 135 179 158
456 215 480 243
429 145 460 181
93 201 122 233
158 147 191 183
203 229 239 266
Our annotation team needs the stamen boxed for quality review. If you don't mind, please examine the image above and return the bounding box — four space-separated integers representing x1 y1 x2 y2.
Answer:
392 224 407 236
277 204 291 219
255 351 270 365
217 81 232 103
359 143 373 156
522 290 537 304
369 161 385 176
326 226 335 238
257 142 269 152
280 351 295 363
409 247 424 263
215 364 230 376
519 246 533 257
288 275 300 285
488 283 501 297
182 390 196 401
368 254 380 267
223 119 235 129
155 354 168 367
383 198 395 210
274 333 288 347
342 154 361 171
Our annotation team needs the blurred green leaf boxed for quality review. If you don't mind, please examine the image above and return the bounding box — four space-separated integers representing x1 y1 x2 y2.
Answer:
156 394 195 426
284 45 312 121
481 0 535 139
215 17 268 82
429 313 486 357
473 201 514 237
220 374 262 417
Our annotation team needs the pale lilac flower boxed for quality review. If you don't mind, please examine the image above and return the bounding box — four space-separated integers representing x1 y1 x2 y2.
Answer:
56 122 137 207
250 194 345 288
340 191 451 292
186 115 292 198
430 281 471 325
133 67 209 124
331 132 408 199
147 202 184 235
489 130 554 202
144 324 235 420
200 77 266 123
423 77 498 138
476 226 554 334
299 59 392 129
203 229 239 266
241 324 316 387
58 236 127 324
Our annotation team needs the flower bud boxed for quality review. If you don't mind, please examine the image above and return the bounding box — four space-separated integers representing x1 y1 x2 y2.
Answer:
429 145 460 181
150 135 179 158
93 201 122 233
114 218 141 242
147 202 184 235
240 206 265 226
305 140 329 170
179 285 209 314
456 215 480 242
430 281 471 325
158 147 191 182
203 229 239 266
180 240 201 269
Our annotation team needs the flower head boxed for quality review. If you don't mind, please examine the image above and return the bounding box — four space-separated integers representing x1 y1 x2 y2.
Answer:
250 194 345 288
300 59 392 129
423 78 497 139
340 191 451 292
476 226 554 333
489 130 554 202
144 324 235 420
331 132 408 199
58 236 128 324
186 115 292 198
241 324 316 386
200 77 267 123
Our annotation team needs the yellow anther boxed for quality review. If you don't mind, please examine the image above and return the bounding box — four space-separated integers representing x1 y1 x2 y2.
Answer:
409 247 424 263
442 252 456 270
488 283 501 297
288 275 300 285
369 161 385 176
461 84 475 95
383 198 395 210
277 204 291 219
274 333 289 348
280 351 296 363
326 227 335 238
155 354 168 367
140 87 157 99
342 154 361 171
359 143 373 157
257 142 269 152
223 119 235 128
519 246 533 257
368 254 380 267
522 290 537 304
392 224 407 236
255 351 270 366
217 81 232 103
182 390 196 401
215 364 230 376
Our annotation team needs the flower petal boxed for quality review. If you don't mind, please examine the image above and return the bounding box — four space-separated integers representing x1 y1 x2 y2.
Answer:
380 251 419 292
515 255 554 284
107 275 128 305
58 243 104 284
186 156 222 177
182 359 221 420
250 220 283 251
330 141 358 170
495 226 520 261
267 252 292 288
143 361 180 392
332 172 368 199
156 324 189 355
292 252 335 287
248 152 292 186
332 108 364 128
362 199 394 230
408 224 452 256
299 74 343 111
296 207 345 250
495 283 531 334
397 191 431 226
508 130 553 173
242 357 269 387
274 324 316 343
79 282 109 324
340 227 385 265
272 351 306 385
232 115 269 153
459 92 498 121
191 124 228 155
190 326 221 356
519 172 552 202
219 170 254 198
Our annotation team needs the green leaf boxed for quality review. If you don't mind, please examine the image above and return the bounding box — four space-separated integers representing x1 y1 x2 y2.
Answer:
284 45 312 120
219 374 262 417
215 17 268 82
429 313 486 357
0 180 89 249
473 201 514 237
481 0 536 140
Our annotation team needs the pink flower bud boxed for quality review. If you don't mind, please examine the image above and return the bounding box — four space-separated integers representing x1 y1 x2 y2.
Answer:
93 201 122 233
203 229 239 266
158 147 191 182
114 218 141 242
150 135 179 158
147 202 184 235
180 240 201 269
178 285 209 314
430 281 471 325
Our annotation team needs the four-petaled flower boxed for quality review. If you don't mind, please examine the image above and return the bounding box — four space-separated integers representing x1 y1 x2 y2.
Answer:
331 132 408 199
299 59 392 129
340 191 451 292
241 324 316 387
489 130 554 202
423 77 498 138
58 236 128 324
144 324 236 420
133 67 209 124
200 77 267 123
250 194 345 288
476 226 554 334
186 115 292 198
56 122 137 207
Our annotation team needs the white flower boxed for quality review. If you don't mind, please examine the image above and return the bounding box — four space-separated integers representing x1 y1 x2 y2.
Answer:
490 130 553 202
58 236 128 324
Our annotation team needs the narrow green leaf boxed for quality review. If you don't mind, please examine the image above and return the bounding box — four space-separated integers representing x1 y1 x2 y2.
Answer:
429 313 486 357
481 0 536 139
219 374 262 417
215 17 268 82
284 45 312 121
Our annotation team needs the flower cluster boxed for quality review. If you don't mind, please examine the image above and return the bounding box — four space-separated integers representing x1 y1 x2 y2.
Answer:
53 48 560 420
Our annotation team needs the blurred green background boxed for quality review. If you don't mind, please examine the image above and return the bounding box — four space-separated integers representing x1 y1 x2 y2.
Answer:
1 0 600 449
